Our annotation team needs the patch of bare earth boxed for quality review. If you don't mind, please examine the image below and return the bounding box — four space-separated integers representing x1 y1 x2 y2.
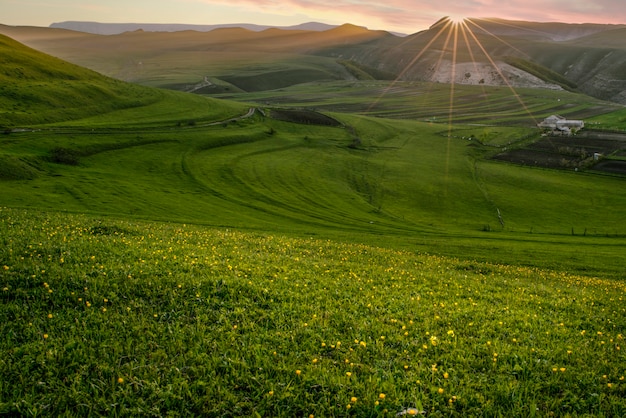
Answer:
492 130 626 174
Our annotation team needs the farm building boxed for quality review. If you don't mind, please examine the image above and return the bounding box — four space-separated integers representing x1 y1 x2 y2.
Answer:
538 115 584 135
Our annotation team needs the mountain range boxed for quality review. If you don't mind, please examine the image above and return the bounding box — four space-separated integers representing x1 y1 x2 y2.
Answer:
49 21 346 35
1 17 626 104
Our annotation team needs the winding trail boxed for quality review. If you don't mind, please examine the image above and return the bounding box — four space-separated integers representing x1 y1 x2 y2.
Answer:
203 108 258 127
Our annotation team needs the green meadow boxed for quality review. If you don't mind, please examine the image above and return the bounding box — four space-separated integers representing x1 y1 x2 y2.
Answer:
1 33 625 416
1 209 625 416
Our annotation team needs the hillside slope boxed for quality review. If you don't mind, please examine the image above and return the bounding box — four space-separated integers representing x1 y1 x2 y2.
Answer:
2 18 625 103
0 34 160 127
0 34 247 128
0 34 625 280
0 23 394 92
314 18 626 103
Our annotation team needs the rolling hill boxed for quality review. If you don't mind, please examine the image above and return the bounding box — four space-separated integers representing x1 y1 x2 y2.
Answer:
0 33 246 128
1 33 625 279
2 17 626 104
0 34 163 128
0 22 393 92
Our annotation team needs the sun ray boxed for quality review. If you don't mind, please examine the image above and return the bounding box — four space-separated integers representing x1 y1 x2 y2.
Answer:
365 18 453 113
445 20 460 196
448 16 466 25
353 15 547 217
411 19 457 125
461 20 539 125
458 20 497 117
474 17 561 41
464 18 531 59
448 22 459 130
459 22 487 90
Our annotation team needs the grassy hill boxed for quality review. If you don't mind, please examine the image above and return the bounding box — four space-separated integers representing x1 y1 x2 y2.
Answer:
0 34 158 128
0 34 246 129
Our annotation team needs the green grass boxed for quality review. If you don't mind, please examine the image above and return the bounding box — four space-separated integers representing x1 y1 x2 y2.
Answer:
0 34 247 129
588 107 626 131
215 81 621 125
1 208 624 416
0 34 158 128
2 111 626 278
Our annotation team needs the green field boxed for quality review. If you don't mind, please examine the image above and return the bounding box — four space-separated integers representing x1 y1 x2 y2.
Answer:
1 33 626 416
2 108 625 277
1 208 625 416
214 81 621 125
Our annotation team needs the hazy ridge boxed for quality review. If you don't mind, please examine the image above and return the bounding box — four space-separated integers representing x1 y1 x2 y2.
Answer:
49 21 344 35
2 17 626 104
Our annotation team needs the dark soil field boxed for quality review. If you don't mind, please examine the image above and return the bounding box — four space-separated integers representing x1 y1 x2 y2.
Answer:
269 108 342 126
592 160 626 175
493 130 626 174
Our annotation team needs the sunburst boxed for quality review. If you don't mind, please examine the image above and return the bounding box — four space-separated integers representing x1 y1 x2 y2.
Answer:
448 15 466 25
359 14 544 214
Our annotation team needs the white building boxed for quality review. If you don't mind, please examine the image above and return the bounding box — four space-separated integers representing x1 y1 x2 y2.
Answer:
538 115 584 135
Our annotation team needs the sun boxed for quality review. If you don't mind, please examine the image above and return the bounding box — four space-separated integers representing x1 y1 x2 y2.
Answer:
448 15 466 24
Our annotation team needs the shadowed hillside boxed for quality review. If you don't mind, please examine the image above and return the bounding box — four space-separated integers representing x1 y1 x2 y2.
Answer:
2 18 626 103
0 34 160 127
0 23 394 93
0 34 247 129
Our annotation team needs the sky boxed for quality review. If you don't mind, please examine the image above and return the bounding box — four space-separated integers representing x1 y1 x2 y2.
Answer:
2 0 626 34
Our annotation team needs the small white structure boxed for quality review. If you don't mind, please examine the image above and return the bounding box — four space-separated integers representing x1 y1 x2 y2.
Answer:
538 115 584 135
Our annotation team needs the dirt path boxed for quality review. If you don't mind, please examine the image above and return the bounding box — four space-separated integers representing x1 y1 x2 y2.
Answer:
201 107 258 127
